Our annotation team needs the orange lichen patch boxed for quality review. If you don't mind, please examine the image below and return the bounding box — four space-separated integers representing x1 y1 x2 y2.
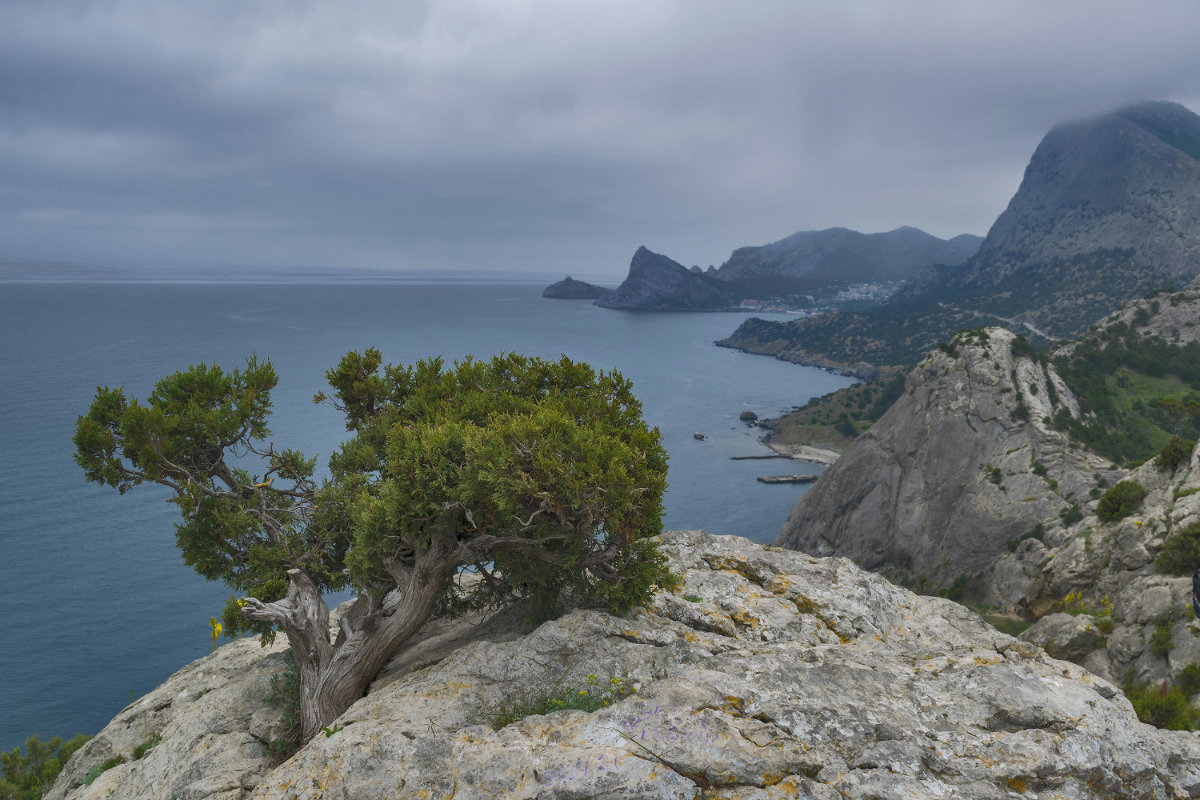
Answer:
973 655 1003 667
722 696 747 715
764 575 794 595
731 609 760 629
1007 777 1027 792
682 629 700 642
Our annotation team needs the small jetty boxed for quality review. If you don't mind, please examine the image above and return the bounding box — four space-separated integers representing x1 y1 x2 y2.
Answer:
756 474 819 484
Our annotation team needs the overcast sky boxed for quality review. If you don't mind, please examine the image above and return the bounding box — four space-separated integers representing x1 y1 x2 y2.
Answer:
2 1 1199 280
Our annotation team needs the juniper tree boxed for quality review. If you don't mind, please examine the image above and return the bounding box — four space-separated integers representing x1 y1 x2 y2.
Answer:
74 349 669 743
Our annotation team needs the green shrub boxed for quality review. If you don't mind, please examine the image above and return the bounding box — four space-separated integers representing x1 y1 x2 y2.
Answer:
131 733 160 760
1156 436 1195 473
0 734 90 800
1155 520 1200 575
1123 673 1197 730
82 756 124 787
481 673 636 730
264 651 302 762
1097 481 1149 522
834 419 857 438
1150 616 1174 659
1179 663 1200 696
1060 503 1083 525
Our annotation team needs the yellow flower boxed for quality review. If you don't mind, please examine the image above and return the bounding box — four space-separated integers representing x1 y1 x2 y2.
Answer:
209 617 223 651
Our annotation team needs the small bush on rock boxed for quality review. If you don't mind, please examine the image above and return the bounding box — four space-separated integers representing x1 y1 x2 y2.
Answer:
1097 481 1148 523
1155 520 1200 575
1156 435 1195 473
265 651 302 762
1123 672 1197 730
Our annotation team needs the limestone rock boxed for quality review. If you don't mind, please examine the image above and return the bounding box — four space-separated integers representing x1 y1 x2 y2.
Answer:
774 326 1108 605
44 636 290 800
596 246 737 310
50 531 1200 799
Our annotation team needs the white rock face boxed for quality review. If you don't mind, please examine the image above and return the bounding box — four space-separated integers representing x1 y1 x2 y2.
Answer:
775 326 1108 606
49 531 1200 800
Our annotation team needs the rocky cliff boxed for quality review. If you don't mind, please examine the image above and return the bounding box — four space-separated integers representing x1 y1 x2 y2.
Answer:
973 101 1200 287
773 285 1200 692
774 326 1108 597
47 531 1200 800
715 226 981 284
596 246 738 310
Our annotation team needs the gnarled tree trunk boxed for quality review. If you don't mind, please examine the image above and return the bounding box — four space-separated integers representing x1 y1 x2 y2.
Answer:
242 534 461 743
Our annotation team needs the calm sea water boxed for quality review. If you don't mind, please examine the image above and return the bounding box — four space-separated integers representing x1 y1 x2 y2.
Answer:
0 281 852 751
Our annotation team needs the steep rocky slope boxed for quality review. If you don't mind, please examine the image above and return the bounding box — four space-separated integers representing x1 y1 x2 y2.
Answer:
974 101 1200 288
596 246 737 310
47 532 1200 800
774 326 1108 597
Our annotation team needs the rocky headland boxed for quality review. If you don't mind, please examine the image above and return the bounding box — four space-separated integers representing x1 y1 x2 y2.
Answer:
595 246 738 311
541 276 614 300
720 100 1200 373
597 228 980 313
46 530 1200 799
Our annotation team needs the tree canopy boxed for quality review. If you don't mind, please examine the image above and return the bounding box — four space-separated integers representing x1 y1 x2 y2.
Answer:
75 349 671 742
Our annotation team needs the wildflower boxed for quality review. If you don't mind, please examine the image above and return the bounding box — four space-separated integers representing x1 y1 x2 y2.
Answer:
209 617 222 651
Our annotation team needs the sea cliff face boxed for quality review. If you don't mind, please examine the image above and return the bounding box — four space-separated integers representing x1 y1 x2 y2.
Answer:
596 246 737 310
48 531 1200 799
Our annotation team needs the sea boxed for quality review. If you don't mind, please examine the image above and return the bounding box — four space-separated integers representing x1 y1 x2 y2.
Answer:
0 277 853 752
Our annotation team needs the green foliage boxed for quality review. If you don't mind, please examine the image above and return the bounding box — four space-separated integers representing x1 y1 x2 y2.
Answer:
327 351 670 621
82 756 124 787
1052 326 1200 465
77 351 671 632
1156 435 1195 473
1150 615 1175 659
1123 672 1197 730
935 574 969 601
986 464 1003 486
833 419 857 438
1007 522 1045 552
1059 503 1083 525
130 733 161 760
1010 334 1040 362
74 356 335 641
0 734 90 800
264 651 302 762
1178 663 1200 696
1156 520 1200 575
481 672 636 729
1096 481 1148 523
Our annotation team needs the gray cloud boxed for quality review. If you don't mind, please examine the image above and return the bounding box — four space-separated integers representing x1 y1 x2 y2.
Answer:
2 0 1199 278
